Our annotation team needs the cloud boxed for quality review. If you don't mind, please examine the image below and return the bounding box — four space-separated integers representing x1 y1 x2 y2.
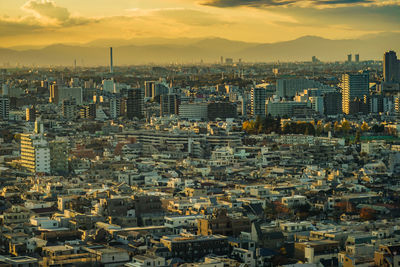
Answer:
22 0 94 26
200 0 397 8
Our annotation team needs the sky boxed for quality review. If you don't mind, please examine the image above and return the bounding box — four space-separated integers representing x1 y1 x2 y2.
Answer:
0 0 399 47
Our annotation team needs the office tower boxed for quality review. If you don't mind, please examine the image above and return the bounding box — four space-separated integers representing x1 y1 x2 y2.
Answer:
49 139 69 175
110 95 121 119
110 47 114 74
160 94 180 116
0 97 9 121
323 92 342 115
144 81 155 98
355 54 360 63
102 79 114 93
26 106 36 122
62 99 77 120
20 132 50 174
80 103 96 119
127 89 143 120
383 51 400 83
341 73 369 114
58 87 83 105
207 102 237 121
347 54 352 63
152 83 169 100
220 56 224 64
49 84 59 103
179 103 208 120
251 87 266 117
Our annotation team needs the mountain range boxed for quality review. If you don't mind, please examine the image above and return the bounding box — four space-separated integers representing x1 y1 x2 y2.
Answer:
1 32 399 66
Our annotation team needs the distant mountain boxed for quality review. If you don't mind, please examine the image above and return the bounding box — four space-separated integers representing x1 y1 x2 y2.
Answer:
1 32 399 66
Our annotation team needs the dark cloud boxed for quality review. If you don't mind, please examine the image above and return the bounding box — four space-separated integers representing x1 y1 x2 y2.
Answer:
201 0 296 7
201 0 384 7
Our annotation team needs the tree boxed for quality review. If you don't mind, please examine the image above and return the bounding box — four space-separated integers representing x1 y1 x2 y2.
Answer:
316 120 324 136
334 121 341 133
324 122 332 134
341 120 351 134
360 208 376 221
354 130 361 144
360 122 369 132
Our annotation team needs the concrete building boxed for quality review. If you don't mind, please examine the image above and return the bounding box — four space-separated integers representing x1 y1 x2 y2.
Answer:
251 87 266 117
179 103 208 121
20 133 50 174
160 94 180 117
383 50 400 83
341 73 369 114
0 97 9 121
62 99 77 120
127 89 143 120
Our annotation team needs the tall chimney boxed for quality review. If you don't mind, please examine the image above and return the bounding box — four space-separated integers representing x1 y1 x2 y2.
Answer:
110 47 113 74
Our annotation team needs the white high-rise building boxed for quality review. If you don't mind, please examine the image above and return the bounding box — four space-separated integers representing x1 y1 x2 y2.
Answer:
20 133 50 174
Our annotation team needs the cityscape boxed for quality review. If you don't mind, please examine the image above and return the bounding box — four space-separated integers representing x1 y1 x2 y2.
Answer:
0 1 400 267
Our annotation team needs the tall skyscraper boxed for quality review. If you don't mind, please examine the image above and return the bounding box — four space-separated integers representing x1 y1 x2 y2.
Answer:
341 73 369 114
160 94 180 117
0 97 9 121
127 88 144 120
49 84 59 103
383 51 400 83
144 81 155 98
355 54 360 63
251 87 266 117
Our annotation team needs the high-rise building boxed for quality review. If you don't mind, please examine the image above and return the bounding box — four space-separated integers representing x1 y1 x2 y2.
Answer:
0 97 9 121
347 54 352 63
383 51 400 83
62 99 77 120
20 132 50 174
127 89 143 120
160 94 180 117
2 84 8 96
341 73 369 114
49 139 69 175
323 92 342 115
277 78 329 98
355 54 360 63
80 103 96 119
110 95 121 119
251 87 266 117
26 106 36 122
144 81 155 98
49 84 59 103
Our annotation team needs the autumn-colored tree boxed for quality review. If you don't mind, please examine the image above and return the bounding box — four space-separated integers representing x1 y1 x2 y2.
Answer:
324 122 332 133
333 121 341 133
316 120 324 136
360 208 376 221
341 120 351 133
360 122 369 132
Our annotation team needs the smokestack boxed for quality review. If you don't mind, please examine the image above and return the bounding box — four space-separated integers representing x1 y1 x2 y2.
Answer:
110 47 113 74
